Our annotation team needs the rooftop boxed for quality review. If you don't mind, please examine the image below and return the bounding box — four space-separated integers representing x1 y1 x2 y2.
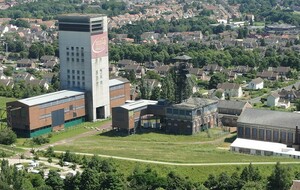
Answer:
120 99 158 111
237 108 300 129
109 78 129 87
18 90 84 106
173 97 217 109
218 100 249 110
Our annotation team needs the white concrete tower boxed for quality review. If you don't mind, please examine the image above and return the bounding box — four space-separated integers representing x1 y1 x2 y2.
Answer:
58 14 110 121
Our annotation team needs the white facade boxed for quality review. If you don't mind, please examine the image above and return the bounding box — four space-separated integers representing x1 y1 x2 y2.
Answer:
59 15 110 121
224 87 243 98
248 81 264 90
267 94 279 107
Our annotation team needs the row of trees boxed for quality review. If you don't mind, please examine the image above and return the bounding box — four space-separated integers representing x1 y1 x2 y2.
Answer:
0 153 297 190
110 43 300 71
0 0 129 19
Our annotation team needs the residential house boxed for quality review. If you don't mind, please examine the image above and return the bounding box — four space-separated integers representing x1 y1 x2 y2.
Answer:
188 68 207 80
144 61 163 70
42 73 56 84
26 79 50 90
267 92 290 108
109 64 118 76
267 92 280 107
203 64 223 74
257 71 278 81
123 64 145 78
248 77 264 90
42 61 57 70
155 65 171 77
16 59 36 68
40 55 58 63
217 82 243 98
222 69 237 80
278 89 300 102
0 79 14 88
268 66 291 79
232 65 253 75
13 72 35 82
117 59 136 68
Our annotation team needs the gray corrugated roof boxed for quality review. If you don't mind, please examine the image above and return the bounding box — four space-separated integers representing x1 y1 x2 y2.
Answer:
173 98 217 109
218 100 248 110
18 90 84 106
237 108 300 129
109 78 129 87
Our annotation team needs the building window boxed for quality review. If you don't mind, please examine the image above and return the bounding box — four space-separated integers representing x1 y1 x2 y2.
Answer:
67 52 69 56
82 82 85 87
71 52 74 56
71 58 74 62
82 71 85 75
81 59 84 62
67 75 70 79
66 47 69 50
72 70 75 74
76 53 79 56
70 105 73 110
77 76 80 80
71 47 74 50
77 70 80 74
82 76 85 80
72 81 75 86
72 76 75 80
76 58 79 62
67 69 70 73
67 57 69 61
77 81 80 86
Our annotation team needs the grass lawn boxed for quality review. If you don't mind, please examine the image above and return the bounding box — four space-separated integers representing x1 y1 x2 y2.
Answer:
53 129 297 164
112 159 300 183
0 96 16 120
16 119 111 147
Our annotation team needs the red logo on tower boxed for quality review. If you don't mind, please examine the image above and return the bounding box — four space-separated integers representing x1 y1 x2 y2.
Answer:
91 32 108 59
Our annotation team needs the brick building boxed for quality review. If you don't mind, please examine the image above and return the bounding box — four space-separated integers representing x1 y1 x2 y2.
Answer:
112 98 218 135
7 90 85 138
109 78 130 112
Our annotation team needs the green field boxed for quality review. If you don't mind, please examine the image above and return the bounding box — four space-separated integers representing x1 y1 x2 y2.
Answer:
112 159 300 183
53 129 296 164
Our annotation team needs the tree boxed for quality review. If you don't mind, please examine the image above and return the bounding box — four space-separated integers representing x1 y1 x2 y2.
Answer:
45 170 64 190
0 128 17 145
64 172 81 190
240 163 262 183
295 100 300 111
161 73 175 102
79 168 100 190
208 73 227 89
267 162 292 190
150 86 161 100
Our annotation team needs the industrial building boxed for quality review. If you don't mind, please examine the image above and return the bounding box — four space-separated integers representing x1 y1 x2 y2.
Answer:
58 14 110 121
7 90 86 138
237 108 300 146
112 97 218 135
109 78 130 112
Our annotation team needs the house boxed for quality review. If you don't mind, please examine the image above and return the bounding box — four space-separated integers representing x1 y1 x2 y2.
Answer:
42 73 56 84
155 65 171 77
188 68 207 80
123 64 145 78
278 89 300 102
217 82 243 98
267 92 280 107
16 59 36 68
117 59 136 68
27 79 50 90
0 79 14 88
144 61 163 69
267 92 290 108
40 55 58 63
42 61 57 69
13 72 35 82
268 66 291 79
248 77 264 90
203 64 223 73
257 71 278 81
218 100 252 127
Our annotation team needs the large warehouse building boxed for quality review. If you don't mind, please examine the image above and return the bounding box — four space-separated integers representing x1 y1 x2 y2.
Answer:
58 14 110 121
7 90 86 137
237 108 300 146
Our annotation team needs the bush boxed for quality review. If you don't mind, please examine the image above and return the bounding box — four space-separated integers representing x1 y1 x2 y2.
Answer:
32 136 50 145
0 128 17 145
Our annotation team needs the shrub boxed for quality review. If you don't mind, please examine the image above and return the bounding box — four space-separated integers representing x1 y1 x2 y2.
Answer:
32 136 50 145
0 128 17 145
